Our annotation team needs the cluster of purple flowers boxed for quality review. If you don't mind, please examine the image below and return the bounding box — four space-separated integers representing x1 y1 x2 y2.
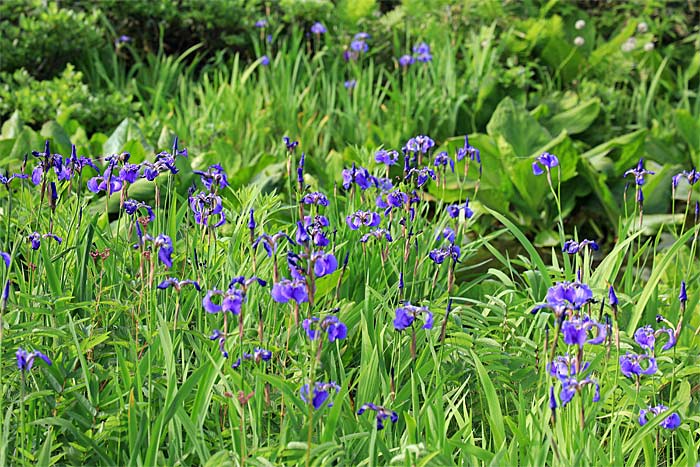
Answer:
532 280 594 316
302 315 348 342
344 32 370 61
189 163 228 228
231 347 272 369
397 42 432 68
547 355 600 408
620 321 677 380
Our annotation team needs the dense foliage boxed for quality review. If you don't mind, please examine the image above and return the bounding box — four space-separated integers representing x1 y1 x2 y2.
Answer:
0 1 699 466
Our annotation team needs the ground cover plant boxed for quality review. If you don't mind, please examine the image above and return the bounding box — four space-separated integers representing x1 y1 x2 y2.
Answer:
1 1 699 466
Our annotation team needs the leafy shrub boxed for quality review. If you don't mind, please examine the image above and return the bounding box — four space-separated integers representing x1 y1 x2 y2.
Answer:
67 0 264 55
0 65 138 134
0 0 102 79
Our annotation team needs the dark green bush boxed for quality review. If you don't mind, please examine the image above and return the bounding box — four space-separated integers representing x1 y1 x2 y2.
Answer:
66 0 264 56
0 64 138 134
0 0 103 79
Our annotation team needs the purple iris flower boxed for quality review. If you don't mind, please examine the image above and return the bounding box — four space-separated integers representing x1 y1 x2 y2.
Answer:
549 386 557 412
114 35 131 46
679 281 687 303
123 199 155 222
303 315 348 342
359 228 393 243
140 234 173 268
260 55 270 66
202 288 244 314
346 211 381 230
283 136 299 152
27 232 62 250
357 403 398 430
375 149 399 166
436 227 456 244
547 354 589 380
672 168 699 189
302 192 330 206
433 151 455 172
119 163 141 184
639 405 681 430
271 278 308 304
66 145 98 175
398 55 414 67
310 22 326 34
619 352 657 378
531 281 593 314
562 239 599 254
624 159 655 186
16 348 52 371
413 42 432 62
532 152 559 176
141 152 179 181
394 303 433 331
406 167 436 187
456 136 481 163
0 172 28 187
342 165 375 190
193 164 229 191
300 381 340 410
381 190 409 210
189 192 226 227
403 135 435 155
344 79 357 89
428 245 460 264
30 141 69 184
287 252 306 280
446 200 474 219
87 169 123 194
228 276 267 291
559 374 599 407
561 317 607 347
375 177 393 192
295 221 310 245
350 40 369 53
608 285 619 307
253 232 295 257
312 251 338 277
300 215 330 247
255 19 268 28
209 329 228 358
633 325 676 351
157 278 201 292
231 347 272 369
1 251 10 267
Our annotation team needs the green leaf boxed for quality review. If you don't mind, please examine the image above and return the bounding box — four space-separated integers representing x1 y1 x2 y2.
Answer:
674 109 700 153
103 118 152 156
470 350 505 450
546 98 600 135
486 97 551 159
40 120 72 154
1 110 22 139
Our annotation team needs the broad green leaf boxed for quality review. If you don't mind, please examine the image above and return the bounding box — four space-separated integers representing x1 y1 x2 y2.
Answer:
40 121 72 154
486 97 551 159
546 98 600 135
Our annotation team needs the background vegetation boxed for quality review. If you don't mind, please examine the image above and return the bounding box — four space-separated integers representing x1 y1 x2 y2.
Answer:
0 1 698 466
